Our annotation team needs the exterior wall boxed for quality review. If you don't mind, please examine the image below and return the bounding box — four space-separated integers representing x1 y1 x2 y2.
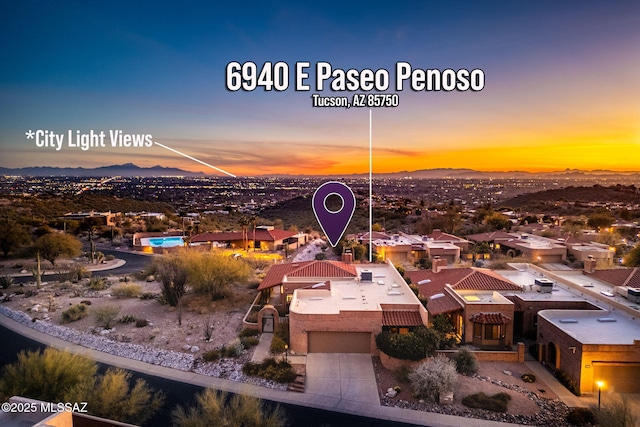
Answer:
462 300 514 348
537 314 581 376
514 298 600 337
372 243 412 262
538 315 640 394
379 351 422 371
568 247 613 264
289 309 383 354
427 247 460 263
580 343 640 394
437 343 525 363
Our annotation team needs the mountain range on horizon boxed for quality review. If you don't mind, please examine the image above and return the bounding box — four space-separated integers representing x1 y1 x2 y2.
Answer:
1 163 640 180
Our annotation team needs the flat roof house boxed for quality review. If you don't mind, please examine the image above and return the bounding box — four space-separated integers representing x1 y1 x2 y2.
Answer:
191 226 301 251
287 262 428 354
537 309 640 394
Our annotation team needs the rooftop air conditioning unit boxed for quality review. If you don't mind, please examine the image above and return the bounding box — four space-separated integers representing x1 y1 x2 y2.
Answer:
627 288 640 303
535 278 553 293
361 270 373 282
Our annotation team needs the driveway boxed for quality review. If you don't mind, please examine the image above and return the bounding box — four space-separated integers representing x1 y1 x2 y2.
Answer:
305 353 380 405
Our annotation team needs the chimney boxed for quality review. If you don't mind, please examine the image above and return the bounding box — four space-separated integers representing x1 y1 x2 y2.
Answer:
584 256 596 274
341 251 353 264
432 256 448 273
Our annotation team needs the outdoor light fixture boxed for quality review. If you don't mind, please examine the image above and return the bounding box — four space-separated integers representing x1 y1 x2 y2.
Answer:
596 380 604 410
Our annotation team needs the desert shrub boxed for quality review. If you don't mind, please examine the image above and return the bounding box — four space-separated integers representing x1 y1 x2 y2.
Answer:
24 289 37 298
242 358 297 383
0 348 97 402
118 314 136 324
68 265 91 282
80 367 164 425
409 354 458 403
140 292 156 300
110 283 142 298
394 366 411 384
202 349 222 362
187 252 252 300
105 254 115 261
555 369 580 396
172 389 286 427
94 305 121 329
61 303 89 323
521 373 536 383
239 328 260 337
566 407 596 426
0 275 14 289
274 321 289 345
223 340 244 358
594 394 638 427
241 336 260 348
462 392 511 412
376 326 439 361
270 336 287 354
87 278 108 290
453 348 478 376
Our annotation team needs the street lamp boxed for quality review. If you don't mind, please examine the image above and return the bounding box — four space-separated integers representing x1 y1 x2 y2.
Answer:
284 344 288 363
596 381 604 410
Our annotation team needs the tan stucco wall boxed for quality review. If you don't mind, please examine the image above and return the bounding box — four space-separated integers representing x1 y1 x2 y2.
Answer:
289 309 383 354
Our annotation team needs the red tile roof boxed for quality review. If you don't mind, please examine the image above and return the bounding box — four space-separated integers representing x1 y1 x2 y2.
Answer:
453 270 522 291
382 311 424 327
257 260 357 291
287 260 357 278
426 292 463 315
406 268 521 293
504 295 524 312
586 268 640 288
469 312 511 325
405 268 520 316
465 231 513 243
427 230 467 242
191 229 296 243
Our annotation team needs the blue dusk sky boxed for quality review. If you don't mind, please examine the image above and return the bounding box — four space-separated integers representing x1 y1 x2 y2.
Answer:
0 0 638 176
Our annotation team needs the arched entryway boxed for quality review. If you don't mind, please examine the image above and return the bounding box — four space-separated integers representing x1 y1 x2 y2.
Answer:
547 342 560 369
257 305 279 333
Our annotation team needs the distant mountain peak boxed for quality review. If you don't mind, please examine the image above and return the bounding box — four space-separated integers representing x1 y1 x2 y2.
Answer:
0 163 205 177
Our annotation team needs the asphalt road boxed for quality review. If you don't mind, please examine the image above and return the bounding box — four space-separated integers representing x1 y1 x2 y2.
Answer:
12 248 154 284
0 325 419 427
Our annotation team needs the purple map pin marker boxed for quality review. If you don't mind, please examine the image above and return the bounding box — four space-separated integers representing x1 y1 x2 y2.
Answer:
312 181 356 247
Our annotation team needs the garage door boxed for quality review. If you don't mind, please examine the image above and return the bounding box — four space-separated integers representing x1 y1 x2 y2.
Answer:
593 363 640 393
308 332 371 353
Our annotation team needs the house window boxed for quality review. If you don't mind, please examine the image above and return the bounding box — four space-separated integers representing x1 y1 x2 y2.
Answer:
286 294 293 303
484 324 502 340
399 327 409 335
473 323 482 339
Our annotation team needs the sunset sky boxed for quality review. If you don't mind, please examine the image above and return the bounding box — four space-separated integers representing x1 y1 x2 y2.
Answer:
1 1 638 176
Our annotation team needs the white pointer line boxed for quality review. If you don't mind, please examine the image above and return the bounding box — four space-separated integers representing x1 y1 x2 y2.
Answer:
153 141 237 178
369 109 372 263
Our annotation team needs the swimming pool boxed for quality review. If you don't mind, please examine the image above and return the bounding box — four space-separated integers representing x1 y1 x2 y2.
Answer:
139 236 185 248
